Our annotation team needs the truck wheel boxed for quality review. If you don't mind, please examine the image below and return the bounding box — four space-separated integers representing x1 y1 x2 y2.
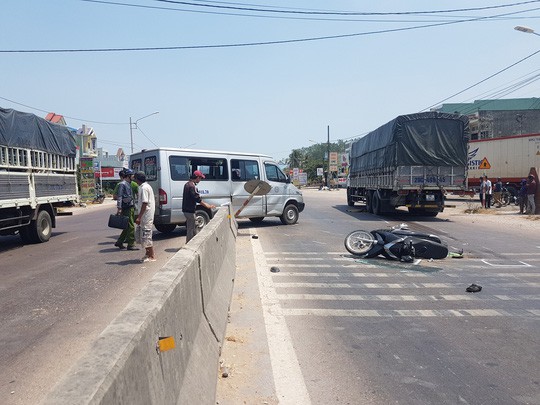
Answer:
31 210 52 243
249 217 265 223
19 226 33 244
155 224 176 233
195 210 210 230
372 192 381 215
280 204 299 225
365 192 373 214
347 189 355 207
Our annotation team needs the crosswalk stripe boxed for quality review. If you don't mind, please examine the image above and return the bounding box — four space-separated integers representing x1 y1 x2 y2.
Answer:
278 308 538 317
273 282 540 288
276 293 540 301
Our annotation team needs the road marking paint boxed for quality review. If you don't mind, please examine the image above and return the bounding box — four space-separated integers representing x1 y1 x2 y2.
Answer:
271 272 429 278
481 260 532 267
278 308 538 318
250 228 311 404
273 282 540 289
277 294 478 301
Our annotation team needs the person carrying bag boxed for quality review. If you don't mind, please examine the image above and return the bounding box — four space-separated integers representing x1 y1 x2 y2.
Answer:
114 169 138 250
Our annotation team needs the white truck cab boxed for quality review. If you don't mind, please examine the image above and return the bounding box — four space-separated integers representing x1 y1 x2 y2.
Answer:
129 148 305 233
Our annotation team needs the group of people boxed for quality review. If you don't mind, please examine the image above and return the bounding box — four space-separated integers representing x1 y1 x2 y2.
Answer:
112 169 215 262
478 174 537 214
113 169 156 262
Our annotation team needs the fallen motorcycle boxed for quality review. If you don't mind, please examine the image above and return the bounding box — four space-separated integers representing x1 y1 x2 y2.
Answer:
344 224 449 262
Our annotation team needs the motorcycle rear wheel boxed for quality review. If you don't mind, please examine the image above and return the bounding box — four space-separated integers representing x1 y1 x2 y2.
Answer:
344 230 376 256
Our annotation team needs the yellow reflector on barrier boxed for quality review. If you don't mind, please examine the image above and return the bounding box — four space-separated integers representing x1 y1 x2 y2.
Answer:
158 336 176 352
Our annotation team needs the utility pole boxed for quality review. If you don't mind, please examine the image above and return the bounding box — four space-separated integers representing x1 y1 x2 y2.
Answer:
327 125 330 188
129 117 133 154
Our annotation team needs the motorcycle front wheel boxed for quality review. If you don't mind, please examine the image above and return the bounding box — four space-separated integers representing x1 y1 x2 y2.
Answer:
344 230 376 256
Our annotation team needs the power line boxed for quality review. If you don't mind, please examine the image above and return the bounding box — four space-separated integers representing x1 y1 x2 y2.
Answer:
151 0 540 16
0 95 127 125
81 0 540 22
421 48 540 111
3 6 539 53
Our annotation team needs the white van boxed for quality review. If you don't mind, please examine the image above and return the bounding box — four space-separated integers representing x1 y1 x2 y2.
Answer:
129 148 305 233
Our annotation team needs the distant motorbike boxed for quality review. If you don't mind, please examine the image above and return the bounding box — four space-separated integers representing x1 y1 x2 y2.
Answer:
501 183 518 206
344 224 449 262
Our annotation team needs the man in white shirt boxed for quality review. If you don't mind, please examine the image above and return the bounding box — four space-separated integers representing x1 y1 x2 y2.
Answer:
134 171 156 262
483 175 492 209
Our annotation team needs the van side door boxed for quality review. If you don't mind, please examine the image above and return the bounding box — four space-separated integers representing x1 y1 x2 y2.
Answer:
230 158 264 217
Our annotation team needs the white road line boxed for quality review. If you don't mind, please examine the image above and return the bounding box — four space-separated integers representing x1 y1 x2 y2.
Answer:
277 293 540 301
250 228 311 405
270 272 428 278
279 308 538 318
273 282 540 289
481 260 532 267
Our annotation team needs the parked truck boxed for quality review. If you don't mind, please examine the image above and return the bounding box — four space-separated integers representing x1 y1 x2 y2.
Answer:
0 107 78 243
467 133 540 193
347 112 469 217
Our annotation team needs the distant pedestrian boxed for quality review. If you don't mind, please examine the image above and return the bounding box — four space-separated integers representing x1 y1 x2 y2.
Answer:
518 179 527 214
478 176 485 208
134 171 156 262
182 170 215 244
483 175 492 209
114 169 137 250
526 174 537 214
493 177 503 208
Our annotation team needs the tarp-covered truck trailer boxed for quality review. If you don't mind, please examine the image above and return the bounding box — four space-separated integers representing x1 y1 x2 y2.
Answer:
0 108 78 243
347 112 469 217
468 133 540 193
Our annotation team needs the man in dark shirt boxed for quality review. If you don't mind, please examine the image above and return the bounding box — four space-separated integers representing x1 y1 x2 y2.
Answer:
182 170 215 243
526 174 537 214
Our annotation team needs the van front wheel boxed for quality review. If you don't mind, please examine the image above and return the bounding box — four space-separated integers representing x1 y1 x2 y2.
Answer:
280 204 299 225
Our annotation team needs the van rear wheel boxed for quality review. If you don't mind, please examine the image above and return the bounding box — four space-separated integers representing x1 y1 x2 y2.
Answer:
195 210 210 230
280 204 299 225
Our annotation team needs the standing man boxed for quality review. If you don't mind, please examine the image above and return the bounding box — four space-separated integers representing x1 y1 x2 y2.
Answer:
182 170 215 244
526 174 537 214
483 175 492 209
134 171 156 262
478 176 485 208
493 177 503 208
114 169 137 250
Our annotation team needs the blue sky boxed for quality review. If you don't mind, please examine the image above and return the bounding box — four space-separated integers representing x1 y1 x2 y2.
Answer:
2 0 540 161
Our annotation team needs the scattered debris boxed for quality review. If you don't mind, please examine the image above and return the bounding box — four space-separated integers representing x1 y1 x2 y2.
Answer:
251 235 258 239
270 266 280 273
466 284 482 293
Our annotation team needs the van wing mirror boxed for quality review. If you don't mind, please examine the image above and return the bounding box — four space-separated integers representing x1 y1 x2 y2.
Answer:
286 175 291 184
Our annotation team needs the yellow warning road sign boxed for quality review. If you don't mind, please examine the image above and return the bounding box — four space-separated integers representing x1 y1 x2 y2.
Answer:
479 158 491 169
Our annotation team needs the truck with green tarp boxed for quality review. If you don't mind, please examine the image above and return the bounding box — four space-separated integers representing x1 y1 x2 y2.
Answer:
0 107 78 242
347 112 469 217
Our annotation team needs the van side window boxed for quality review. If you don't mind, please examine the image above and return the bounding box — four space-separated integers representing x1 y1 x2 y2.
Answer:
144 156 158 181
189 158 228 180
265 163 287 183
169 156 228 181
231 159 259 181
169 156 190 181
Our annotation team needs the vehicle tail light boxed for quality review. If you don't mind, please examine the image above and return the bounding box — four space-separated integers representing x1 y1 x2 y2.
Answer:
159 188 167 205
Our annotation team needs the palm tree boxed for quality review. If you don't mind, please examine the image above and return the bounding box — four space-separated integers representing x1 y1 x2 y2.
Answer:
287 149 304 169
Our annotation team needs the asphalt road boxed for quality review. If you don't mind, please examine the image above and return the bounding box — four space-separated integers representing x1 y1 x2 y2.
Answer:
217 189 540 405
0 200 188 405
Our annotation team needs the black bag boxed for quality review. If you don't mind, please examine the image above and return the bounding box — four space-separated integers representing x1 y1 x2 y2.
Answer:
108 214 129 230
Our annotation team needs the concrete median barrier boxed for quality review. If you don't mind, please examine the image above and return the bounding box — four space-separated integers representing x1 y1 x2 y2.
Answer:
42 206 237 405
